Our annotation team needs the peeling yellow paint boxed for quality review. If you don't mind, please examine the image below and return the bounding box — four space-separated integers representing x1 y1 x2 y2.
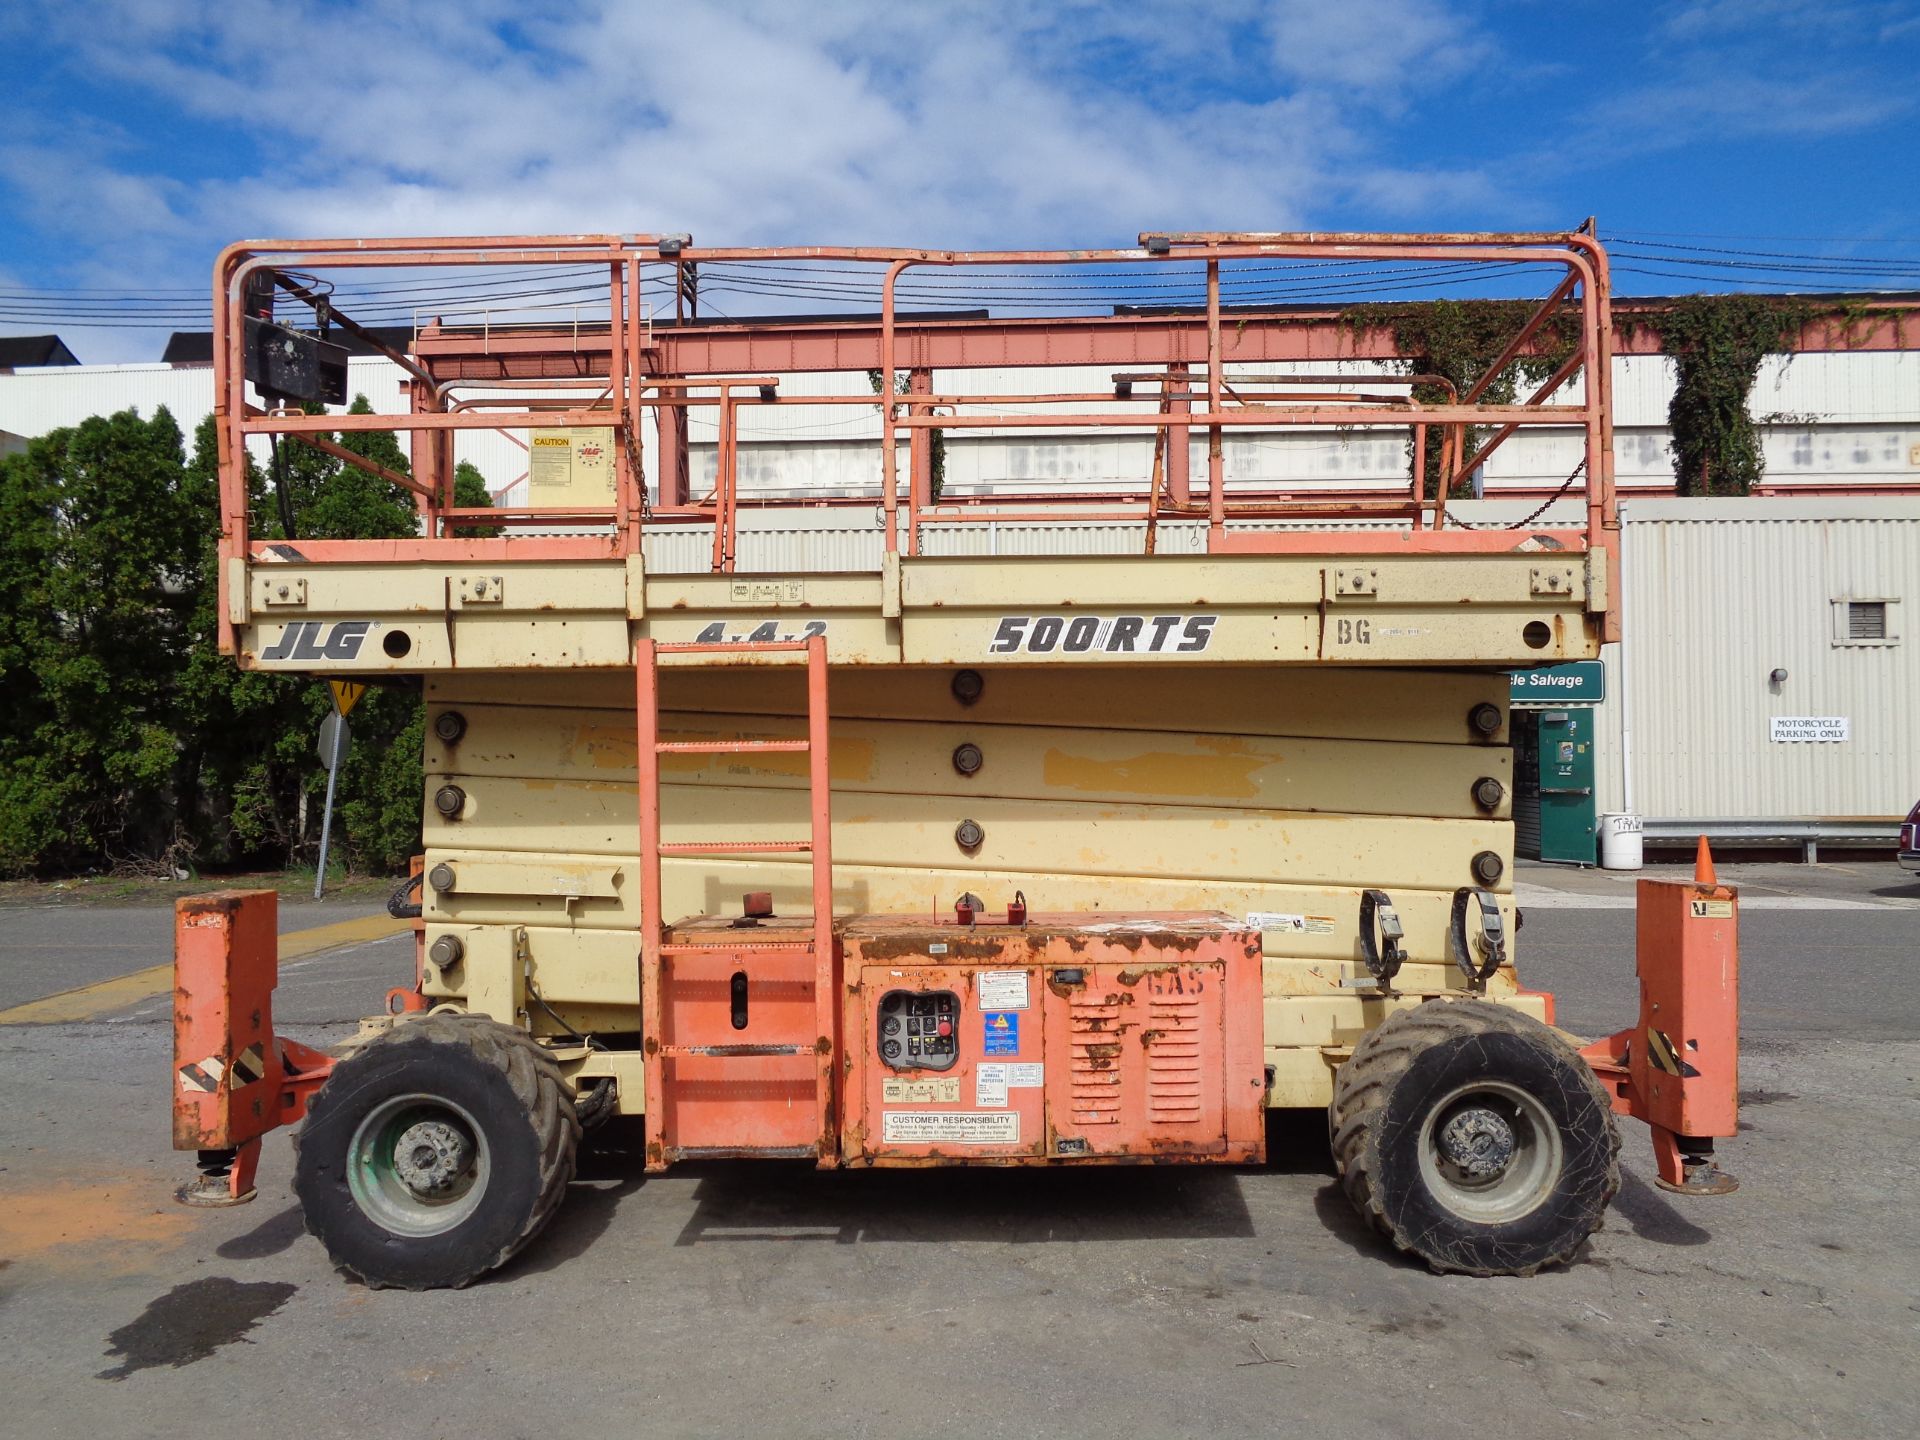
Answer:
1041 745 1271 800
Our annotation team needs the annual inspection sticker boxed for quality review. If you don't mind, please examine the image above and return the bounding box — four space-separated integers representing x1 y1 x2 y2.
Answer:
982 1012 1020 1055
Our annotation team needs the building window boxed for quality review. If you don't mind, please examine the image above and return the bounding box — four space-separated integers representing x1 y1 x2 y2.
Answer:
1831 597 1900 647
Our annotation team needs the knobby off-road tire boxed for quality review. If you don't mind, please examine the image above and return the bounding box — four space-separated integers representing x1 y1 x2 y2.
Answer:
1329 998 1620 1277
294 1013 579 1290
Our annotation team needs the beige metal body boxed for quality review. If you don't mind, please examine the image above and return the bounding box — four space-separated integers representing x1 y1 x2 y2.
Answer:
332 547 1606 1113
211 231 1619 1128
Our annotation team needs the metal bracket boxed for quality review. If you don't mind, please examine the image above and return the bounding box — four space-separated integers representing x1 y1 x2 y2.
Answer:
1449 887 1507 992
1331 567 1378 598
1354 889 1407 992
457 575 505 605
1529 565 1576 597
256 575 308 607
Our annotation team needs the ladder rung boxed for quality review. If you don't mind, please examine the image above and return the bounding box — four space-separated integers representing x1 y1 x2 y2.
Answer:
657 1043 814 1058
657 840 811 855
655 739 808 754
659 942 816 956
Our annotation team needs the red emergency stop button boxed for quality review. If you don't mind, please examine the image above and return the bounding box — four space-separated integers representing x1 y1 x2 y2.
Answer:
938 1019 952 1038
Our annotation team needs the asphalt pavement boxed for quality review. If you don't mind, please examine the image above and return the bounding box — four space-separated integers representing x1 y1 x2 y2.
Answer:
0 861 1915 1438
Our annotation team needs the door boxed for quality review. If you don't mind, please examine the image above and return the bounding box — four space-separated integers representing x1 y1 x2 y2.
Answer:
1536 709 1596 865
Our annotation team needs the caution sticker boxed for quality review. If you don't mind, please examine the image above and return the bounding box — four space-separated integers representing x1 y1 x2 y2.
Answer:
1690 899 1734 919
1247 912 1335 936
977 970 1030 1011
982 1012 1020 1055
882 1111 1019 1144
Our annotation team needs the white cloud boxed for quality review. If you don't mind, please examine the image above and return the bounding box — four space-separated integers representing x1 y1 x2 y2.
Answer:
6 2 1500 263
1268 0 1488 96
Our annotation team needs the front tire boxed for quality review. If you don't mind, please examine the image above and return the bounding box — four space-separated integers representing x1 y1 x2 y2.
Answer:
294 1013 579 1289
1330 998 1619 1276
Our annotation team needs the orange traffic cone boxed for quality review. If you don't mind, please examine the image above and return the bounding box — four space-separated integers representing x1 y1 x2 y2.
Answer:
1694 835 1717 887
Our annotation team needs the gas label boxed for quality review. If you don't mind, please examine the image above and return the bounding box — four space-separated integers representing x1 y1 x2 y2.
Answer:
882 1112 1019 1144
989 614 1216 655
883 1077 961 1104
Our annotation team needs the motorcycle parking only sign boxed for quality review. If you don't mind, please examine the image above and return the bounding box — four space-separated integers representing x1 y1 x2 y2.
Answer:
1769 716 1850 743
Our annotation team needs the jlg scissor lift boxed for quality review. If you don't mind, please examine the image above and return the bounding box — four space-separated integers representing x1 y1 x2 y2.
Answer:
173 230 1739 1288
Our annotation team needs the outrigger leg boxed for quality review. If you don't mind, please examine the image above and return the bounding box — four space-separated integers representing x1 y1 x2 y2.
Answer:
172 891 334 1205
1580 838 1740 1196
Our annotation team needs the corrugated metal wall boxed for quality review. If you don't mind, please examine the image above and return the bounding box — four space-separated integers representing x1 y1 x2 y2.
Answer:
1591 497 1920 824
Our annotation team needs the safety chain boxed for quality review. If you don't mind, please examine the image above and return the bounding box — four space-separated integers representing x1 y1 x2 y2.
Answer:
1448 459 1587 531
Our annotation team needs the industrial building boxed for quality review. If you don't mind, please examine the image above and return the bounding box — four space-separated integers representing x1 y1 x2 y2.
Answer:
2 324 1916 859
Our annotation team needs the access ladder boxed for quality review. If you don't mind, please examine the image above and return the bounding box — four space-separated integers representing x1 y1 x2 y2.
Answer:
635 635 837 1170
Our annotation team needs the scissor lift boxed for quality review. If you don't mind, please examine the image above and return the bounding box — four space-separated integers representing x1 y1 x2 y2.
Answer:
171 228 1740 1287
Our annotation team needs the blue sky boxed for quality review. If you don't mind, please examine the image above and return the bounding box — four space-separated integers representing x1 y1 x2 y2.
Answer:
2 0 1916 360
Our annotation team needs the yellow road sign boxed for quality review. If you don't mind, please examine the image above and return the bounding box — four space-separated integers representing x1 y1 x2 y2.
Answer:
328 680 367 715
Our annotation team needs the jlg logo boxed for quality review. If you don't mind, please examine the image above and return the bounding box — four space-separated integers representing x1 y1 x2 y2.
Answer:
989 614 1216 655
259 620 373 662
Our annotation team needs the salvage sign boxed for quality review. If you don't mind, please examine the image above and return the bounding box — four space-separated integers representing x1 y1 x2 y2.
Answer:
989 614 1217 655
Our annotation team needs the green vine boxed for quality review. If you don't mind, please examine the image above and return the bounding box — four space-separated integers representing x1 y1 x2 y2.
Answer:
1640 295 1813 496
1349 293 1873 499
1343 299 1581 497
868 369 946 500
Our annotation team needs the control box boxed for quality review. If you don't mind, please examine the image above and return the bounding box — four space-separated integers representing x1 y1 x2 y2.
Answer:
839 914 1266 1166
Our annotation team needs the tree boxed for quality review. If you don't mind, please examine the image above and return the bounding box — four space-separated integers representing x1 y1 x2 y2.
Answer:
0 409 199 872
0 395 495 878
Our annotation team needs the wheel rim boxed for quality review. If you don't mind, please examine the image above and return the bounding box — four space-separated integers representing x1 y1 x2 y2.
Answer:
347 1093 490 1237
1415 1079 1562 1225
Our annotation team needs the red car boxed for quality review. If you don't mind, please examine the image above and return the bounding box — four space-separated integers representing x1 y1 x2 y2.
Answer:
1902 799 1920 873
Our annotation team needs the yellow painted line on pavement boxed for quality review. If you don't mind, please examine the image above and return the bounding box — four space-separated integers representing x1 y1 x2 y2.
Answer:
0 912 409 1025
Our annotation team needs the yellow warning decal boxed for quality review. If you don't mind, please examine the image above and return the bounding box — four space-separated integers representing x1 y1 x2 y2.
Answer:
328 680 366 716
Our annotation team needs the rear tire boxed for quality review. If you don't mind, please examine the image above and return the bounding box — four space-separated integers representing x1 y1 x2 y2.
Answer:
294 1013 579 1289
1330 998 1619 1276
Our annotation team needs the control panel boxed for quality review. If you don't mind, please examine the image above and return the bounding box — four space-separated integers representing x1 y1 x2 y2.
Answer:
840 914 1266 1168
877 989 959 1071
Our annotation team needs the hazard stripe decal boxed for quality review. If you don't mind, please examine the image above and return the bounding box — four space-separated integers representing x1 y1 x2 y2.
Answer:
1645 1028 1701 1079
232 1044 267 1086
178 1047 269 1094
